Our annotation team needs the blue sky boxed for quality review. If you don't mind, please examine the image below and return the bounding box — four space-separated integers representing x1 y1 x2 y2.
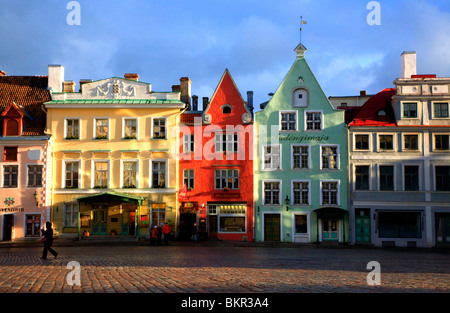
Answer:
1 0 450 109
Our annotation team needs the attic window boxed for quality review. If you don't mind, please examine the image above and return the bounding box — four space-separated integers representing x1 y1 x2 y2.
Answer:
377 110 386 116
6 119 20 136
221 104 232 114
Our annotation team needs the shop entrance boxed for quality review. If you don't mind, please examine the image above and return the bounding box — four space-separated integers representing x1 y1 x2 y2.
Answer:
264 213 280 242
355 209 371 244
25 214 41 237
322 219 339 241
2 214 13 241
180 213 196 240
92 205 107 235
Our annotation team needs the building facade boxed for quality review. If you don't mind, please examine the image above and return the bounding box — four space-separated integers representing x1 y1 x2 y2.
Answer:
348 51 450 248
0 75 52 241
44 66 187 239
179 69 254 241
254 44 348 243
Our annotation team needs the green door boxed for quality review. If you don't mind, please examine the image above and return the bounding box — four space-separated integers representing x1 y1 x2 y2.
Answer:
355 209 371 243
264 214 280 242
92 208 107 235
322 219 339 241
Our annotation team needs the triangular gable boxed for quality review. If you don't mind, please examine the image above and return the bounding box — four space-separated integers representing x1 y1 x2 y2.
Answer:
80 77 152 99
1 102 32 119
202 69 252 125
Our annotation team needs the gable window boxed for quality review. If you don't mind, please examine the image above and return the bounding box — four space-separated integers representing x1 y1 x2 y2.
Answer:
95 118 108 139
403 102 417 118
321 181 339 205
355 166 370 190
433 102 449 118
152 161 166 188
215 133 238 153
183 169 194 189
379 135 394 151
222 105 232 114
292 181 309 205
123 118 137 139
321 145 339 169
65 119 79 139
435 166 450 191
27 165 43 187
6 119 20 136
404 134 419 151
263 145 280 170
215 169 239 190
404 165 419 191
434 134 449 150
3 165 18 188
4 146 18 162
379 165 394 191
65 161 79 189
293 89 308 107
183 134 195 153
153 118 166 139
280 112 297 131
263 181 280 205
292 145 309 169
355 134 369 150
305 112 322 131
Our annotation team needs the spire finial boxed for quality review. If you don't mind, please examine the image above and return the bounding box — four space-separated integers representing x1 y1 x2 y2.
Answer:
300 16 307 44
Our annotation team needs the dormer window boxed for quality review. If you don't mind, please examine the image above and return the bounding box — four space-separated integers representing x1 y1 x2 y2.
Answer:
293 88 308 107
2 102 29 137
6 119 20 136
377 110 386 116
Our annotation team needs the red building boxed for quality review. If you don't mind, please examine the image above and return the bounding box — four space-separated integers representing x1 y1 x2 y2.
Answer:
179 69 254 241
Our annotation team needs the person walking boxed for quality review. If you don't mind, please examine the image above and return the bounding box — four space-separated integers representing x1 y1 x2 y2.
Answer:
151 225 158 246
157 223 163 245
41 222 58 260
162 223 171 245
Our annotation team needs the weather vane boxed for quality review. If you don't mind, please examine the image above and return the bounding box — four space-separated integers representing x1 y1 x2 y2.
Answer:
300 16 307 44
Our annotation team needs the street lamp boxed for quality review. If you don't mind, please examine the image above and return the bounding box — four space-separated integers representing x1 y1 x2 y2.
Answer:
33 190 39 206
285 195 290 211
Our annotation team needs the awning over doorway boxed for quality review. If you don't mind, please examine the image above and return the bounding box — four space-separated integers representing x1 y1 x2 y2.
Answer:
75 191 144 205
314 207 348 218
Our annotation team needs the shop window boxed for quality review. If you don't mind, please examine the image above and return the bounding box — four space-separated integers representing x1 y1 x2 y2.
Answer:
378 212 421 238
152 203 166 226
295 215 308 234
217 204 246 233
25 214 41 237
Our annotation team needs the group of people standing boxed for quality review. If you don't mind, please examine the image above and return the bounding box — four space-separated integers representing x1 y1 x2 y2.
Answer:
149 223 171 245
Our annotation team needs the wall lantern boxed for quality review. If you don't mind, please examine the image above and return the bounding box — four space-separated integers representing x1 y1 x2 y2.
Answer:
285 195 290 211
33 190 39 206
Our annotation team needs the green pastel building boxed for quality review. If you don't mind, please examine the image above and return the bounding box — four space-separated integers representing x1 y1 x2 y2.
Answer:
254 43 348 243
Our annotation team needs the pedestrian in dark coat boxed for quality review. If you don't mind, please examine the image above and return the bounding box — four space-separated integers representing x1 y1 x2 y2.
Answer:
41 222 58 260
157 224 163 245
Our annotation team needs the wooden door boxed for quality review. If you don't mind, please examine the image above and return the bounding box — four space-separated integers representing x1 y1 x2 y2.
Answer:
264 214 280 242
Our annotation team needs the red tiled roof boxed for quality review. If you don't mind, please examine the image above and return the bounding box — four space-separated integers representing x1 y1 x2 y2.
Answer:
0 76 51 135
349 88 397 127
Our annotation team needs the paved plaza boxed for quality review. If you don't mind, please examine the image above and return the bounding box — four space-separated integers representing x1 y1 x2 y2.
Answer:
0 243 448 294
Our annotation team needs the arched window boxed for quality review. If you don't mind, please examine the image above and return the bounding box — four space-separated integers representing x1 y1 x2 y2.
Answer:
6 119 20 136
293 88 308 107
221 104 232 114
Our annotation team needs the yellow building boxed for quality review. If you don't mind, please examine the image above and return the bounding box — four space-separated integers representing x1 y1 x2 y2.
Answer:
44 66 189 239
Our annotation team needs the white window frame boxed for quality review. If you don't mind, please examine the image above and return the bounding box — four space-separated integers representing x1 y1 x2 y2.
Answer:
402 133 421 152
120 159 139 189
402 163 422 191
377 164 396 191
122 117 138 140
431 101 449 119
401 101 419 119
320 180 340 206
64 118 80 140
62 159 81 189
291 144 310 170
1 163 19 189
377 133 396 152
279 110 298 132
91 159 110 189
291 179 311 206
320 144 340 170
214 169 239 190
150 159 168 188
151 117 168 140
63 202 79 228
432 133 450 151
26 163 44 188
262 144 281 171
292 212 310 242
353 133 371 151
183 133 195 153
183 169 195 189
304 110 323 131
262 180 282 206
215 132 239 153
93 117 110 140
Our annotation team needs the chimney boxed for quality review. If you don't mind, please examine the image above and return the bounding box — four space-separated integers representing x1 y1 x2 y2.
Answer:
247 91 254 115
401 51 417 78
79 79 93 91
63 81 76 93
124 73 139 81
48 65 64 92
192 95 198 111
360 90 367 96
172 85 180 92
180 77 191 106
202 97 209 110
0 70 6 76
